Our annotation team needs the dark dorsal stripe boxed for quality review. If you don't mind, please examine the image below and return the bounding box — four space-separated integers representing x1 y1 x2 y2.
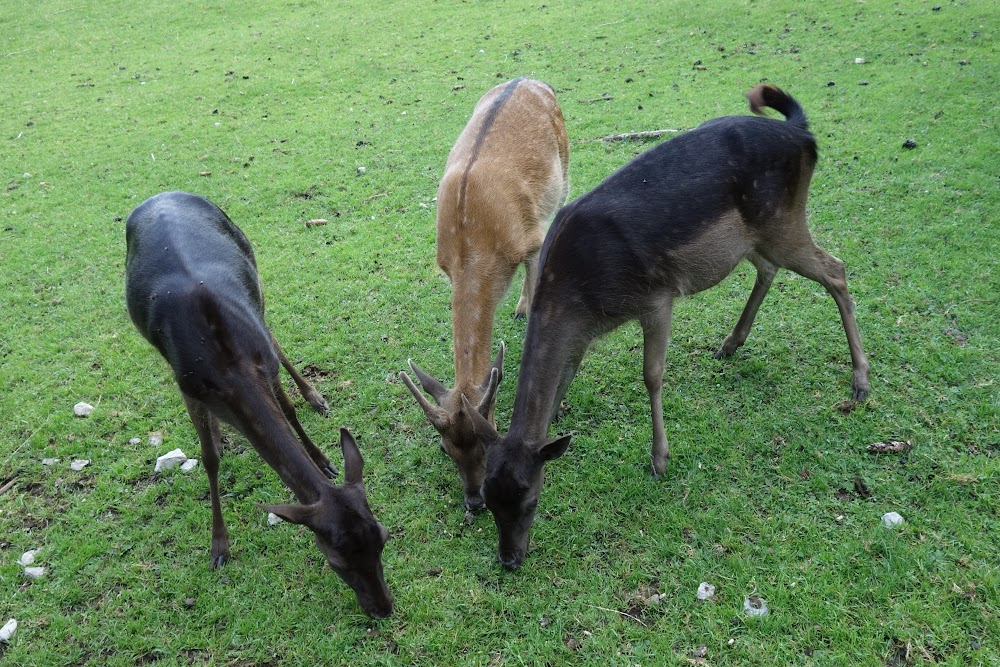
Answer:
457 78 526 225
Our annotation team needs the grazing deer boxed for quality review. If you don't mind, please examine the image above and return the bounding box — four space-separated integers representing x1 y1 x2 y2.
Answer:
125 191 393 617
400 78 569 511
465 85 871 568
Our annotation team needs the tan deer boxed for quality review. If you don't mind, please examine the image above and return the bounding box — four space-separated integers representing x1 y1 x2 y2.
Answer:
401 78 569 511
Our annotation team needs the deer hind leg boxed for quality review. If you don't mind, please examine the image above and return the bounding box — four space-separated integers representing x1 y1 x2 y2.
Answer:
183 394 230 569
273 337 329 414
640 296 674 478
270 374 337 479
767 223 870 401
716 252 778 359
514 253 540 319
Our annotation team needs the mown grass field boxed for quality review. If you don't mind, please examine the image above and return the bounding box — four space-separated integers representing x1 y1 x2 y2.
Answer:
1 0 997 665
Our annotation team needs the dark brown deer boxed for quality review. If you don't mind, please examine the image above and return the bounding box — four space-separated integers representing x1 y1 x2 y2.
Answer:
465 85 870 568
125 191 393 617
401 78 569 511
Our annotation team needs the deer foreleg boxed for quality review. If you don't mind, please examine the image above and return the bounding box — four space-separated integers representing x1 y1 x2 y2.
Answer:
515 254 540 319
183 394 230 569
270 376 337 479
641 298 674 478
273 338 329 414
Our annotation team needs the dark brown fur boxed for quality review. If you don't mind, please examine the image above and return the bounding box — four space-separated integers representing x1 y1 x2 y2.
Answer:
125 191 393 617
467 85 870 568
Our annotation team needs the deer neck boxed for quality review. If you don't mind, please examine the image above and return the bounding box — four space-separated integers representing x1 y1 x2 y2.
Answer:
229 383 330 505
508 309 585 443
451 277 499 395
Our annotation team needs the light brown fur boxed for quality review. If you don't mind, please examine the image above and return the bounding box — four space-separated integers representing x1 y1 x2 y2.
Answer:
402 78 569 510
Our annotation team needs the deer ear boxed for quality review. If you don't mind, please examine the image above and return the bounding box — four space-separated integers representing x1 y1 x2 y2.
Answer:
340 427 364 486
537 434 572 462
260 502 319 527
461 394 499 450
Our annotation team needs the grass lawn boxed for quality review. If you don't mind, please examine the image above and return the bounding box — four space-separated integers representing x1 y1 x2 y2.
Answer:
1 0 997 665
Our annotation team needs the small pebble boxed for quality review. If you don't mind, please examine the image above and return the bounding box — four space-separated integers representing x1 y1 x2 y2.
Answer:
267 513 284 526
882 511 904 528
24 566 46 579
0 618 16 642
41 458 60 466
356 166 367 174
184 598 196 609
128 437 142 446
149 432 163 446
647 593 662 606
854 57 866 64
743 595 769 617
697 582 716 600
70 459 90 471
180 459 199 472
155 448 187 472
18 549 40 566
73 402 94 417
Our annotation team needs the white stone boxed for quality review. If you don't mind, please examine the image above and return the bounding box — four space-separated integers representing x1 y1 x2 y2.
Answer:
0 618 16 642
41 458 60 466
882 511 904 528
73 402 94 417
18 549 40 566
854 57 866 64
24 566 46 579
697 582 716 600
356 166 367 174
267 513 284 526
149 432 163 446
155 448 187 472
70 459 90 471
743 596 768 617
128 437 142 446
180 459 199 472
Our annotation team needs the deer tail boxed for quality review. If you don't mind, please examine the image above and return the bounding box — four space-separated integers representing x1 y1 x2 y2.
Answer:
746 84 809 130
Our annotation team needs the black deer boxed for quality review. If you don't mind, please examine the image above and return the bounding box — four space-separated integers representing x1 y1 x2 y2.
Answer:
125 191 393 617
465 85 870 568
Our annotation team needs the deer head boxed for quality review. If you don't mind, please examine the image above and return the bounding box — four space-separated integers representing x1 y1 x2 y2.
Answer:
462 395 571 569
399 343 504 511
263 429 393 618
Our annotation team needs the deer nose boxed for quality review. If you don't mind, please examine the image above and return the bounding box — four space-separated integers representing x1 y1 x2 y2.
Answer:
464 494 485 512
368 601 394 619
499 553 522 570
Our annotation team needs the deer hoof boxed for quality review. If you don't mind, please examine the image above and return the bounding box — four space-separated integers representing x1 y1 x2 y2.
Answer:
210 553 228 570
308 395 330 415
650 458 668 479
321 463 338 479
513 312 526 321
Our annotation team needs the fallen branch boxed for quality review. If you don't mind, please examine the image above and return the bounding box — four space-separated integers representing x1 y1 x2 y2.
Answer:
598 129 682 142
579 95 614 104
584 603 647 627
0 478 17 496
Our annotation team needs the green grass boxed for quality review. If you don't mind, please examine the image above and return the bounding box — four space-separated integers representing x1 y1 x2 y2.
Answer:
1 0 997 665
